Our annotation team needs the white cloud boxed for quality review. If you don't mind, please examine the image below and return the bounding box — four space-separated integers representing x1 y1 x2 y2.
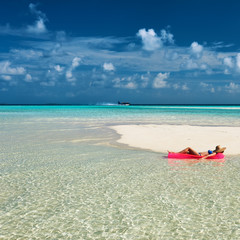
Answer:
112 77 137 89
161 29 174 44
1 75 12 81
29 3 46 18
182 84 189 91
3 17 240 95
191 42 203 54
236 53 240 70
27 18 47 34
200 82 215 93
66 57 81 83
66 70 73 80
125 82 137 89
190 42 203 58
103 62 115 71
25 74 32 82
173 83 189 91
72 57 81 68
223 53 240 73
200 82 208 88
224 69 230 74
165 50 179 61
185 59 199 70
140 74 149 88
21 33 223 74
183 60 209 71
200 64 208 70
225 82 240 93
11 49 43 59
137 28 162 51
0 61 25 75
0 4 48 37
152 72 169 88
173 83 180 89
223 57 234 68
27 3 47 34
112 77 121 88
54 65 64 72
137 28 174 51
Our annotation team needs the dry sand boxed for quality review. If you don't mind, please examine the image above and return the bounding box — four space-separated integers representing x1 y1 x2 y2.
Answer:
111 124 240 155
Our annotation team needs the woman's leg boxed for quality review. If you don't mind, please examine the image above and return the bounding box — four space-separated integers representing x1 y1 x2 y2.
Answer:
188 147 199 155
179 147 199 155
179 147 190 154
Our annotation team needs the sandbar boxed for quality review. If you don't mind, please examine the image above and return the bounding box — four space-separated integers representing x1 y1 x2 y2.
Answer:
111 124 240 155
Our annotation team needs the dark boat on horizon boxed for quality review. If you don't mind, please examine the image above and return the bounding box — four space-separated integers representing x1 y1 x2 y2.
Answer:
118 101 131 106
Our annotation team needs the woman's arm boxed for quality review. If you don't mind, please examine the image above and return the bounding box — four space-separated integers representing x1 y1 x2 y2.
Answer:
201 152 217 159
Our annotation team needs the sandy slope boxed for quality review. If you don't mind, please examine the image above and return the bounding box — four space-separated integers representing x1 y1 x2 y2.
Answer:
111 124 240 155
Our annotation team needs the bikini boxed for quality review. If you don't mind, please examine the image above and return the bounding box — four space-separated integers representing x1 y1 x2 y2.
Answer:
199 150 213 156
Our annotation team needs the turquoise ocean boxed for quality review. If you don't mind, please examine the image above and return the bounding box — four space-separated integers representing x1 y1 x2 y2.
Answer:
0 105 240 239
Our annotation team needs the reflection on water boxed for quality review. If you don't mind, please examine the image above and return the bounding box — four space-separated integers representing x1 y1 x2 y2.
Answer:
0 109 240 239
168 158 226 168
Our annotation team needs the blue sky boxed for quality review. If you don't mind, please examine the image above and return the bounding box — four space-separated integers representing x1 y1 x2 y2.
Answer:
0 0 240 104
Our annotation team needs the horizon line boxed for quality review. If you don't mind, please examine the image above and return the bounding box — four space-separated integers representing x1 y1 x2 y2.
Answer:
1 103 240 106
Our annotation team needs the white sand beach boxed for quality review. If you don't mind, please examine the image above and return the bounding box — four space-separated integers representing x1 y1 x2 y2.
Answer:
111 124 240 155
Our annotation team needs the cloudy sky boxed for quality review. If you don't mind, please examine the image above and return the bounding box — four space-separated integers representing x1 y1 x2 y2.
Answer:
1 0 240 104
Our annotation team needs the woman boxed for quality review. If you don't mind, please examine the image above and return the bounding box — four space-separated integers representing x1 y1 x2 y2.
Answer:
169 145 226 159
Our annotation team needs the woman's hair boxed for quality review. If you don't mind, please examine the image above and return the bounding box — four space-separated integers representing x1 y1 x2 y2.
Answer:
215 145 226 153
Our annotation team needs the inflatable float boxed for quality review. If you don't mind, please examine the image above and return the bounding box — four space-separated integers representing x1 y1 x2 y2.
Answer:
168 152 225 159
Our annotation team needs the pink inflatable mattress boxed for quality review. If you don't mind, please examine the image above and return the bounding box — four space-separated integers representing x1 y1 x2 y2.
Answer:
168 152 225 159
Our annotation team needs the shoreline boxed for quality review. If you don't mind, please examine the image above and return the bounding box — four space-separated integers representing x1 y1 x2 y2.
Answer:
110 124 240 155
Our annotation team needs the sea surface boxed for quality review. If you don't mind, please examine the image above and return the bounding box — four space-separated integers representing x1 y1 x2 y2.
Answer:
0 105 240 239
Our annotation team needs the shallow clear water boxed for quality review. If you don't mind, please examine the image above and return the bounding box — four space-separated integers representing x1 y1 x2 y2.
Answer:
0 105 240 239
